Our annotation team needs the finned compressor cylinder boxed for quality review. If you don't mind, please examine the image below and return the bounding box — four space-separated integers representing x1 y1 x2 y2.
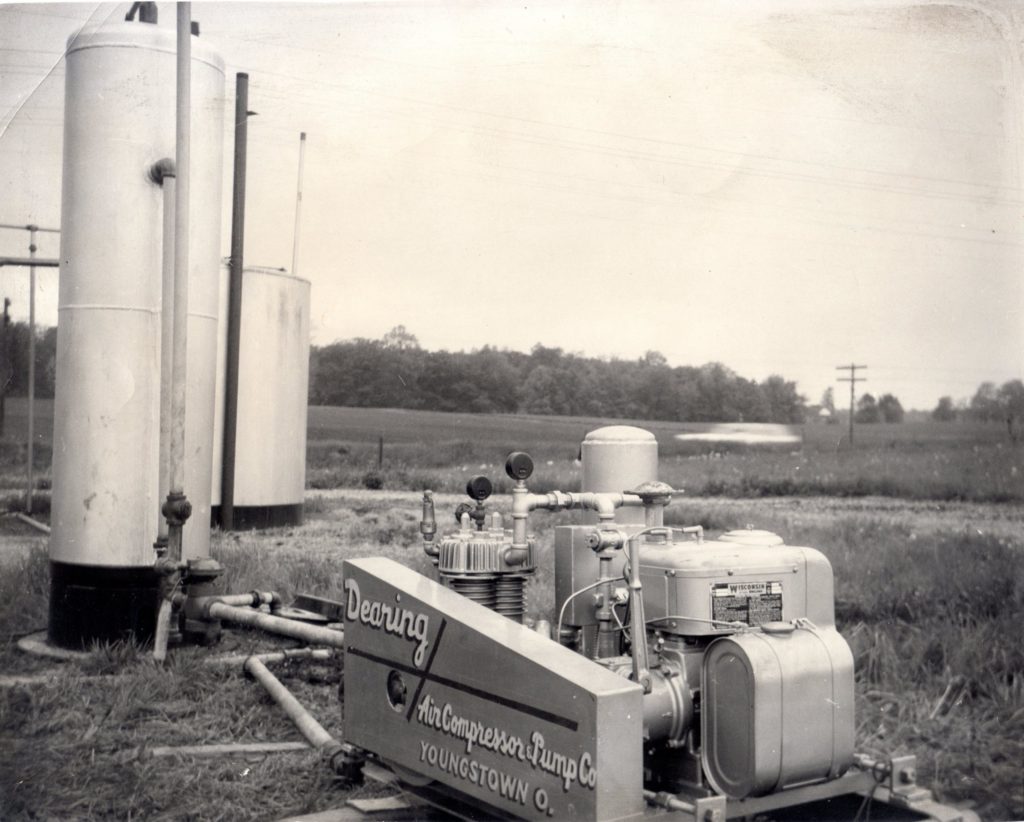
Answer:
48 19 225 649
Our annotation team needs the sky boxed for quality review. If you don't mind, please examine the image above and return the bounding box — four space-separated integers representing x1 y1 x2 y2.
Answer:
0 0 1021 410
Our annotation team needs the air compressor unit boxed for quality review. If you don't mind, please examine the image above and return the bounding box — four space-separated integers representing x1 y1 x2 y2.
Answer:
341 427 974 822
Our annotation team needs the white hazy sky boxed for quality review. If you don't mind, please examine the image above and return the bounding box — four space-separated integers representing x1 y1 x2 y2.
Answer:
1 0 1021 410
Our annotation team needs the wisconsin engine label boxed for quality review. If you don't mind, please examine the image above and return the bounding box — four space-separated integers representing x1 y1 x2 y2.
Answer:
711 581 782 625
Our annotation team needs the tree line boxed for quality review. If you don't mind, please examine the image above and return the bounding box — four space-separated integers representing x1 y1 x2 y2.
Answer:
8 320 1016 433
310 326 807 423
934 380 1024 442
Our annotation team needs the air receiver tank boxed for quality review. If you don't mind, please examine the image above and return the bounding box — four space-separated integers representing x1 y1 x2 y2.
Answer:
211 265 311 528
580 425 658 524
48 18 225 649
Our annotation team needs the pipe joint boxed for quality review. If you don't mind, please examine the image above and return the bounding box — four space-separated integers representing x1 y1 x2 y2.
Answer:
148 158 176 185
584 527 627 554
162 492 192 526
328 742 366 786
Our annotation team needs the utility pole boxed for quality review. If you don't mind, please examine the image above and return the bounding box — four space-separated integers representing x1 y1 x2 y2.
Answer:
836 364 867 444
0 297 9 437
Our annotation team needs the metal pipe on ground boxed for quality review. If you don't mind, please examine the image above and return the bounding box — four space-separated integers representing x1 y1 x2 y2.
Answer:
207 601 345 648
243 655 362 782
244 656 337 750
206 647 333 666
211 591 280 608
14 513 49 534
151 741 310 758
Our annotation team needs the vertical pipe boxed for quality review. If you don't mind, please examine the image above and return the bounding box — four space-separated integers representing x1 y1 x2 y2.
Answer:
221 72 248 532
291 131 306 277
26 226 36 515
157 174 176 547
167 3 192 563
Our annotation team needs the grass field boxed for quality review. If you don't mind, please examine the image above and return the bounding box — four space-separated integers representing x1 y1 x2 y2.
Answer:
304 405 1023 503
4 398 1020 502
1 400 1022 820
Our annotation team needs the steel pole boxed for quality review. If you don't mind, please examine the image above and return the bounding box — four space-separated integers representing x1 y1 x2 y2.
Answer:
221 72 249 531
291 131 306 277
26 226 36 514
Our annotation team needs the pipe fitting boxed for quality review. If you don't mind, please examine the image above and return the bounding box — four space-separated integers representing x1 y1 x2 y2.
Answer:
162 491 192 526
148 157 176 185
584 527 626 554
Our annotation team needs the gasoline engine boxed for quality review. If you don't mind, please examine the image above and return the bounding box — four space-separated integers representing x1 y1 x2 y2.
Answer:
341 427 974 822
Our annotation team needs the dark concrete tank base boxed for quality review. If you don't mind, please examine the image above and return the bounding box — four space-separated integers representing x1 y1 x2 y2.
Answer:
211 503 304 530
48 562 161 650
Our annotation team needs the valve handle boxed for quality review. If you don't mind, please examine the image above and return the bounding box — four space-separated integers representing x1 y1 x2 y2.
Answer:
505 451 534 481
465 475 493 501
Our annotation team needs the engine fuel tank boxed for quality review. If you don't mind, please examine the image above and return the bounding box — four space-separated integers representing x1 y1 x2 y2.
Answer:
701 623 855 799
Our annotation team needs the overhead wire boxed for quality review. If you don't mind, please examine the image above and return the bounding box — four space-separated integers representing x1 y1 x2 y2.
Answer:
0 2 114 140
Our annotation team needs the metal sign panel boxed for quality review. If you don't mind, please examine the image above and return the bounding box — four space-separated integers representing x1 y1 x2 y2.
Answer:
343 558 644 822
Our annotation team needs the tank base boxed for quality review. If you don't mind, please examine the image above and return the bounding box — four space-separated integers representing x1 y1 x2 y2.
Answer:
211 503 304 530
48 562 161 650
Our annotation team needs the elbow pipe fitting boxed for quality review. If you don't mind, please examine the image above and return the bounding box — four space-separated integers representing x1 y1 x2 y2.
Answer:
148 157 176 185
503 545 530 567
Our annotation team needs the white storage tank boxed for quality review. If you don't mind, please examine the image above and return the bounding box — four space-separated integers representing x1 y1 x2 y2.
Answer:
49 18 224 649
211 265 311 528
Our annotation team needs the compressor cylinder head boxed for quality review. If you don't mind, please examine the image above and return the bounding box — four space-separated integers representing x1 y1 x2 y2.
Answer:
434 476 535 622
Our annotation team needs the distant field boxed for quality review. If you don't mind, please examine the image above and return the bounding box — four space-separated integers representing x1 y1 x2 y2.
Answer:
2 399 1020 503
305 405 1023 502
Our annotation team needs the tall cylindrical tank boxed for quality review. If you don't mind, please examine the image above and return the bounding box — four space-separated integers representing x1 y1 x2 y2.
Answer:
580 426 658 524
211 266 311 528
49 20 224 649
